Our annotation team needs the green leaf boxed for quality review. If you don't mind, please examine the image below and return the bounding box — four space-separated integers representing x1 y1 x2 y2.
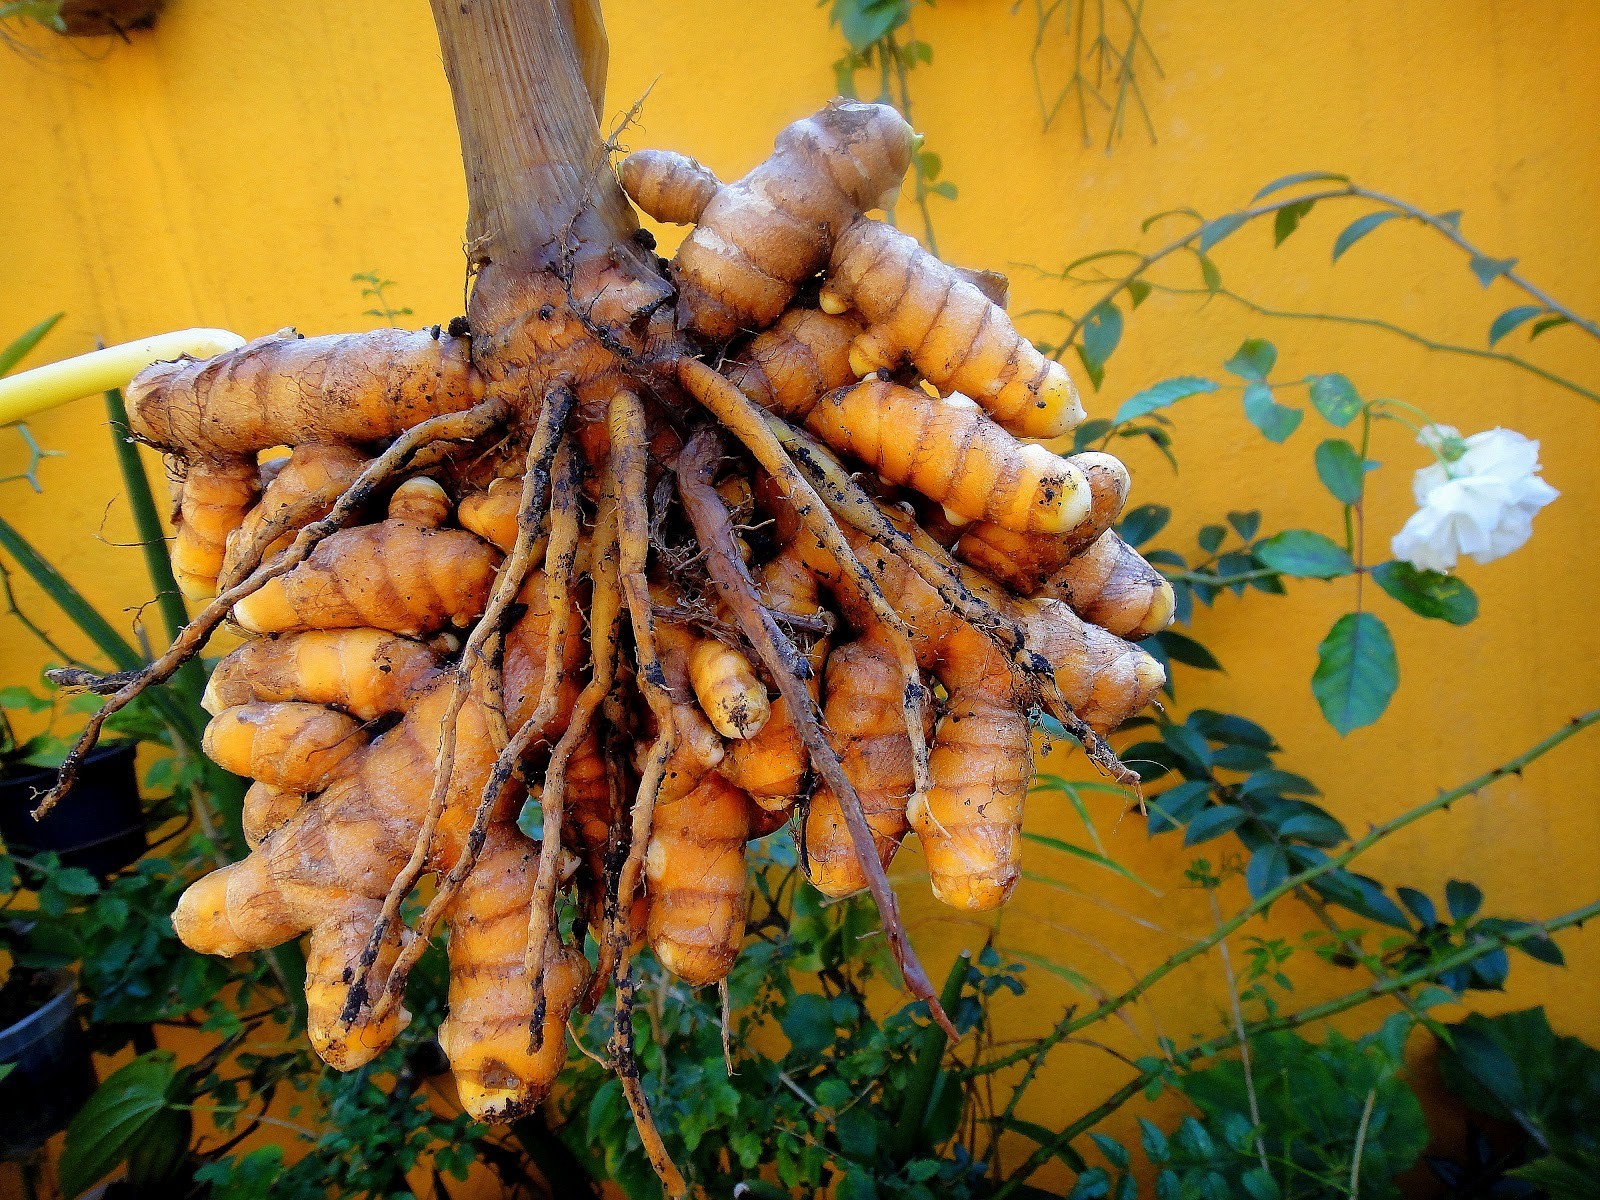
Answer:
1332 210 1400 261
1089 1133 1130 1169
1273 199 1315 246
1142 206 1202 233
1445 880 1484 921
1469 254 1518 287
1198 253 1222 292
1197 524 1226 553
1238 769 1320 798
1314 438 1369 504
1126 279 1152 308
1255 530 1354 578
1246 845 1290 898
1398 886 1437 926
1312 612 1398 735
1309 373 1363 426
1151 629 1222 671
834 0 908 51
127 1108 191 1190
1112 376 1217 425
1074 343 1105 391
1081 302 1124 371
0 313 64 377
1488 305 1546 347
1241 1167 1282 1200
1021 831 1155 892
0 685 50 711
1277 811 1348 845
780 993 836 1059
516 797 545 840
1184 805 1248 846
1251 171 1349 200
1138 1117 1169 1163
1530 314 1571 340
1370 561 1478 624
1118 504 1170 548
1146 780 1211 835
1223 338 1277 381
1227 510 1261 541
1198 212 1250 252
60 1052 180 1199
1510 1152 1600 1199
1243 383 1302 442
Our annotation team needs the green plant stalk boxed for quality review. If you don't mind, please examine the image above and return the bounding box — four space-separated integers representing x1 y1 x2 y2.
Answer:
968 707 1600 1081
993 894 1600 1196
890 950 970 1160
883 25 941 257
103 389 190 648
101 388 252 858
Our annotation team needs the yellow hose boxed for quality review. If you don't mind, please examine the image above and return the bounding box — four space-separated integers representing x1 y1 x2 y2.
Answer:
0 328 245 425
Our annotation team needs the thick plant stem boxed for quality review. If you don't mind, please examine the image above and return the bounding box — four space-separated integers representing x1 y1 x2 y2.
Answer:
430 0 635 268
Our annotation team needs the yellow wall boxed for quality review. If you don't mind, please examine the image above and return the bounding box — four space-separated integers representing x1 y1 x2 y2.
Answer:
3 1 1599 1191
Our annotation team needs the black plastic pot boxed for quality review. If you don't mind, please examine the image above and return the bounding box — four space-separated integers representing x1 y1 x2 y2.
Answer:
0 969 97 1159
0 741 146 880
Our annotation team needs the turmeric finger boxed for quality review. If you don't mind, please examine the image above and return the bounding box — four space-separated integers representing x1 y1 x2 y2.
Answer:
232 518 500 636
241 781 304 850
650 101 913 342
1021 598 1166 734
619 148 721 226
803 633 923 898
221 442 370 586
955 451 1131 592
910 638 1033 912
687 637 771 740
804 379 1091 534
202 629 439 720
645 771 750 985
438 821 589 1121
202 701 366 793
127 327 484 459
458 476 524 551
1045 530 1176 641
725 308 863 421
822 217 1085 437
720 547 826 807
172 457 260 599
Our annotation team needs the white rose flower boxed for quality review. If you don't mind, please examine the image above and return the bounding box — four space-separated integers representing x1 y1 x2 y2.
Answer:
1390 425 1558 572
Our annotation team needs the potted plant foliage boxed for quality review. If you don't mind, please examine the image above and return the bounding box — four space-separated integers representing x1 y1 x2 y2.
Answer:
1 698 147 881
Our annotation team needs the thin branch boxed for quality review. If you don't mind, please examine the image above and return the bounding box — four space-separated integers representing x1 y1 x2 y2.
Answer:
968 707 1600 1080
992 894 1600 1195
1142 282 1599 404
1210 891 1272 1185
1040 184 1600 361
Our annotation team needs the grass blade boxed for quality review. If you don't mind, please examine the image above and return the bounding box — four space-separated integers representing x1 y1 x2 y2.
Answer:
1022 830 1157 893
